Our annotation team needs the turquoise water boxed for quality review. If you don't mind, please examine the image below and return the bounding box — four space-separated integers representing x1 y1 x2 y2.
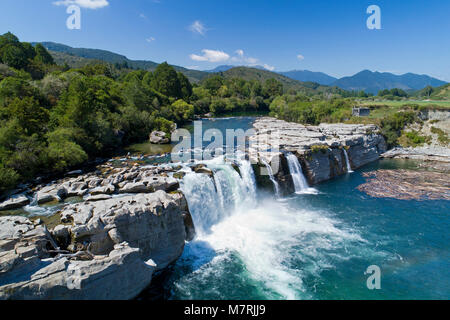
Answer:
158 118 450 300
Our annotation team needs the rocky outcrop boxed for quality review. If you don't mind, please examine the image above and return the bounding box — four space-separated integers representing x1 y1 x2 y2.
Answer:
0 189 193 300
418 109 450 122
381 146 450 163
0 157 195 300
249 118 387 189
149 131 170 144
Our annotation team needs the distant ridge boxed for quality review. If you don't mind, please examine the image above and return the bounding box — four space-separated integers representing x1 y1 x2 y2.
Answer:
204 65 273 73
331 70 447 94
278 70 337 85
33 41 209 83
35 42 447 94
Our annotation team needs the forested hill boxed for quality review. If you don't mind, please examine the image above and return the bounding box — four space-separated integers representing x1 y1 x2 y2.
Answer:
35 42 340 94
217 67 350 96
33 41 209 83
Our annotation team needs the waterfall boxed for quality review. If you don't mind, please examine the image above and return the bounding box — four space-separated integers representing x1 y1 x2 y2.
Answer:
286 153 309 193
261 159 280 198
179 155 257 236
343 149 354 173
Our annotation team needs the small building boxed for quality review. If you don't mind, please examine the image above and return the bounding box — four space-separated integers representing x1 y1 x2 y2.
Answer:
352 107 371 117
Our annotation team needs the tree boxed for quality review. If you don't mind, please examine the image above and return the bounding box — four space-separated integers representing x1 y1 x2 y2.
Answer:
8 97 49 135
0 163 19 193
263 78 283 97
177 72 192 100
150 62 182 98
46 128 88 172
203 75 224 95
170 99 194 123
34 43 54 65
1 44 28 69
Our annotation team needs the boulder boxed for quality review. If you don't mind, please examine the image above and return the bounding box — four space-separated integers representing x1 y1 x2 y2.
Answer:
36 185 67 204
0 195 30 211
149 131 170 144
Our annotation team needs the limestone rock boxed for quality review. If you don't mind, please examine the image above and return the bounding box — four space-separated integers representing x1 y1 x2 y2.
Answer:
149 131 170 144
0 195 30 211
0 243 155 300
250 117 387 186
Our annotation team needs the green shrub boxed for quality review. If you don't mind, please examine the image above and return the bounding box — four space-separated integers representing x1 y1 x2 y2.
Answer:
310 144 329 154
0 164 19 192
399 130 431 147
431 126 450 146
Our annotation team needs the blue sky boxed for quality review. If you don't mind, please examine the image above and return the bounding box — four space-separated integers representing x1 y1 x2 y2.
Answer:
0 0 449 81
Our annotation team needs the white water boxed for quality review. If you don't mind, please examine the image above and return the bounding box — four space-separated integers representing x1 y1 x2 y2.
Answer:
343 149 354 173
286 153 318 195
260 159 281 198
179 155 256 235
175 155 369 299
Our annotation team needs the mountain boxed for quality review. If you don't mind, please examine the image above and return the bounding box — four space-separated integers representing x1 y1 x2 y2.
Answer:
216 67 345 95
331 70 447 94
278 70 337 85
33 42 208 83
204 65 235 73
205 65 274 73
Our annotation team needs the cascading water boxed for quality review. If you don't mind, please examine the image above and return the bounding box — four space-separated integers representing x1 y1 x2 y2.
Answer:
286 153 309 193
260 159 281 198
343 148 354 173
179 155 257 235
286 153 318 195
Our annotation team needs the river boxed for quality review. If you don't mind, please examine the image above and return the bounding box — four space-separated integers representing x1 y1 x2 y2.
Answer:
150 117 449 300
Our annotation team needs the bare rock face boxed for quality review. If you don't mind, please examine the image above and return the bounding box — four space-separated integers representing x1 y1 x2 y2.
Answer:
0 190 194 300
0 242 155 300
250 118 387 186
60 191 190 268
0 217 53 278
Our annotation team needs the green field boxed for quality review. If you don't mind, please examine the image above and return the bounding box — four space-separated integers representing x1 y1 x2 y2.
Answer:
360 100 450 108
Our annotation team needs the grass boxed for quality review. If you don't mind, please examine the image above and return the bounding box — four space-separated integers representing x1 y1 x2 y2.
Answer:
360 100 450 109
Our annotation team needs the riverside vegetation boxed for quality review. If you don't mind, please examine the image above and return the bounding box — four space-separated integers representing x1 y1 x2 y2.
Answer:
0 32 448 195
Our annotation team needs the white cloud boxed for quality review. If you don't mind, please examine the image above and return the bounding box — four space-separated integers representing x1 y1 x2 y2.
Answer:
53 0 109 9
146 37 155 43
190 49 230 63
189 20 207 36
297 54 305 61
139 13 147 19
263 64 275 71
231 49 259 65
186 66 200 70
